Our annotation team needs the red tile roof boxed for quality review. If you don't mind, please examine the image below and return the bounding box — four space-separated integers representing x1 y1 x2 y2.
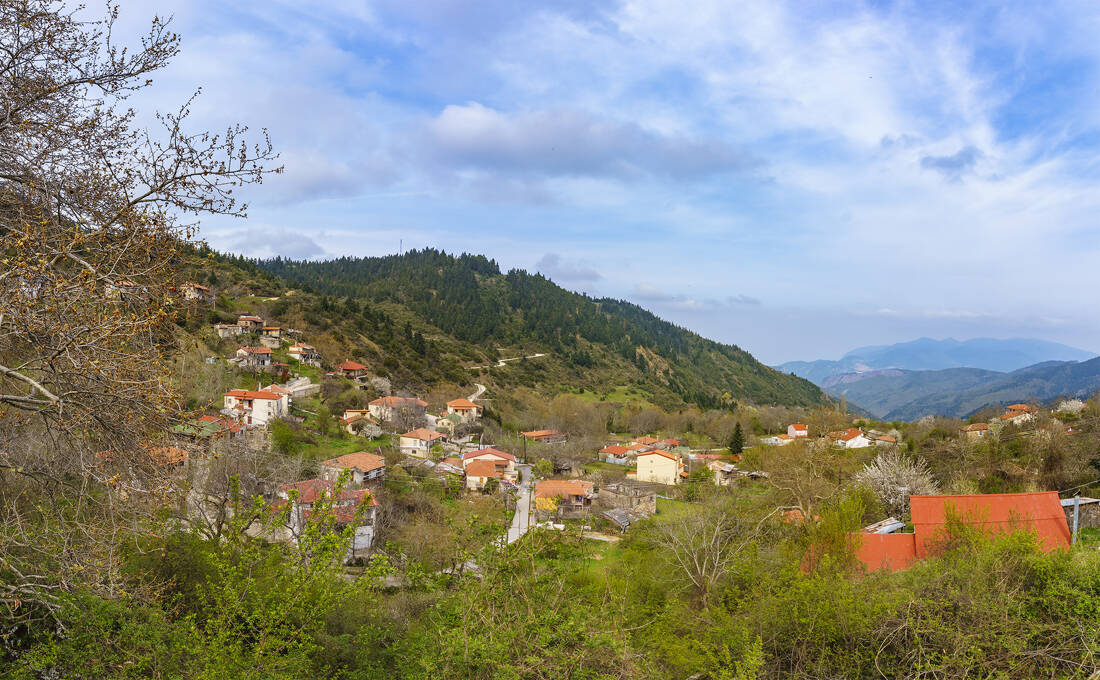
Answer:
225 389 282 400
336 360 367 371
600 445 631 456
790 423 808 431
828 427 865 442
447 398 483 410
962 423 990 431
238 346 272 354
638 449 679 462
632 436 659 446
465 459 503 478
462 447 516 462
535 479 594 499
369 396 428 408
279 478 377 505
1006 403 1038 413
522 429 563 440
320 451 385 474
401 427 445 442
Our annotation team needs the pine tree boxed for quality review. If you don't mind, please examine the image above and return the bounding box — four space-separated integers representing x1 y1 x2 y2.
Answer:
729 422 744 455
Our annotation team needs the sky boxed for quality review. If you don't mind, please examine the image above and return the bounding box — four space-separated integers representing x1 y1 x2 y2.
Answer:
115 0 1100 364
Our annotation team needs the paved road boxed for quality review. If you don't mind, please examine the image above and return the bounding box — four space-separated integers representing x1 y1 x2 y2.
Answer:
468 353 547 370
502 463 533 545
467 383 486 402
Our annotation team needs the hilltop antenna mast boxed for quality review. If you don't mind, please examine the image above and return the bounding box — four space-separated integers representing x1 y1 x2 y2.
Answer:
399 239 403 255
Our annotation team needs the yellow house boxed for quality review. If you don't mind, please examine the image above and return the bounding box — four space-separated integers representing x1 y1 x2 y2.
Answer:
635 450 685 485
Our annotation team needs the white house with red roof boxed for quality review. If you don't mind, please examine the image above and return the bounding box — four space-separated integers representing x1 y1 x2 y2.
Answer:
180 282 213 303
827 427 873 449
462 447 517 484
223 388 288 426
399 427 447 457
787 423 809 438
446 397 483 423
275 478 379 557
635 449 686 485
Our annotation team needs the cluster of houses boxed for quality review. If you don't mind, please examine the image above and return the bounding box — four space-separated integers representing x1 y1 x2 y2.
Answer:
761 423 898 449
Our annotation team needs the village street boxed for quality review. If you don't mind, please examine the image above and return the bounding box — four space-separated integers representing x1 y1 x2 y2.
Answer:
504 463 532 545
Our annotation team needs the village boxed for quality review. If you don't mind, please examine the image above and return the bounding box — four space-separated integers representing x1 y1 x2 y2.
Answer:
135 293 1100 574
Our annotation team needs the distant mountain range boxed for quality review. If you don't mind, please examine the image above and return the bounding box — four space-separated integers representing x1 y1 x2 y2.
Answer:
776 337 1099 421
777 337 1096 384
822 358 1100 421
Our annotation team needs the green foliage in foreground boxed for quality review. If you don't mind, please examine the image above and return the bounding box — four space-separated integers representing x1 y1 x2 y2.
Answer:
9 503 1100 679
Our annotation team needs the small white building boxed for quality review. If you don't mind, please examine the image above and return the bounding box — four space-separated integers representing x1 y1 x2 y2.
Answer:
213 323 243 339
399 427 446 457
828 428 873 449
236 346 272 369
288 343 321 366
368 396 428 422
787 423 809 438
223 388 288 426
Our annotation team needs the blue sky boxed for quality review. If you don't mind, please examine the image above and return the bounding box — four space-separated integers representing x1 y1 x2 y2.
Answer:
121 0 1100 363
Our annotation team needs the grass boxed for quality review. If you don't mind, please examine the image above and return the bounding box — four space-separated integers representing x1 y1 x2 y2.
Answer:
297 433 392 461
657 497 691 515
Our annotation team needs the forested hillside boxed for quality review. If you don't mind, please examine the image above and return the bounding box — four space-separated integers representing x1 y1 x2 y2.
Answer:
251 249 826 409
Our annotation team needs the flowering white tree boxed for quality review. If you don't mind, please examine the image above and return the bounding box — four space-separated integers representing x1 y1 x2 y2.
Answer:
855 451 938 520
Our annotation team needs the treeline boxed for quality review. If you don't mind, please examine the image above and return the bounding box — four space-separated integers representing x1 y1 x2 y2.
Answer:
254 249 826 408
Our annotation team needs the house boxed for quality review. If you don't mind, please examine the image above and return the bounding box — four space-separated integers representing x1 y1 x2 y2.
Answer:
223 389 288 426
236 346 273 370
319 451 386 487
762 434 796 446
709 460 739 487
288 343 321 365
601 444 633 465
635 449 686 485
465 459 505 491
599 481 657 515
106 280 146 300
335 360 368 379
213 323 243 339
962 423 990 440
170 414 243 448
631 435 660 447
1001 405 1036 426
522 429 567 443
237 315 264 331
340 413 381 438
399 427 446 457
852 491 1071 572
434 412 464 436
180 282 213 303
827 428 873 449
788 423 809 438
535 479 594 519
276 479 378 559
462 447 518 485
368 395 428 422
872 435 898 447
445 398 483 423
262 326 283 339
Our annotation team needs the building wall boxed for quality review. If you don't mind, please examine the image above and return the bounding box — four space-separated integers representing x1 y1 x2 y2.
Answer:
636 454 678 485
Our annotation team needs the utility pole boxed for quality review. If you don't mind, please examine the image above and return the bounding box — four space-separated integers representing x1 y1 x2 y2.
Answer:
1073 495 1081 545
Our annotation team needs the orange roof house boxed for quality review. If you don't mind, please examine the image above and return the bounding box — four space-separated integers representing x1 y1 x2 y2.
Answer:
319 451 386 486
852 491 1071 573
446 398 483 411
600 445 631 456
632 436 660 446
522 429 567 442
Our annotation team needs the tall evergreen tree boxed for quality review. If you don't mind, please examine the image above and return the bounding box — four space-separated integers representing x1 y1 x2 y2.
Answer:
729 422 744 455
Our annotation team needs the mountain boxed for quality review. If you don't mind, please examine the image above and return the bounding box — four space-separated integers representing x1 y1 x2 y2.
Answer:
242 249 826 409
827 357 1100 420
778 337 1096 384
